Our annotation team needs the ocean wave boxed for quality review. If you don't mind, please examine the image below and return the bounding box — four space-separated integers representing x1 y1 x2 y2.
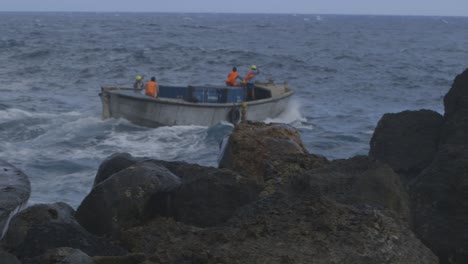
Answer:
0 39 25 48
180 24 213 30
333 54 362 62
264 99 306 125
0 108 81 122
17 66 44 75
14 49 51 59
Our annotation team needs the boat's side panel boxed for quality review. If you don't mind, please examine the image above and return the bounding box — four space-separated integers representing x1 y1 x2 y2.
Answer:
245 96 291 121
103 88 293 127
107 94 233 126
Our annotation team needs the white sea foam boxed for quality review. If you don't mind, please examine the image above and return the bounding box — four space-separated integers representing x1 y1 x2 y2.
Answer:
0 108 81 122
98 123 209 160
263 99 307 125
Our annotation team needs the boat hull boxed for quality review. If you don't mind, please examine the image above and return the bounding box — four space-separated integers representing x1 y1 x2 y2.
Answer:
101 85 294 127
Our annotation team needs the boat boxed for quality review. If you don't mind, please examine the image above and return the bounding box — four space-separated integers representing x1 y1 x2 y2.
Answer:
100 82 294 127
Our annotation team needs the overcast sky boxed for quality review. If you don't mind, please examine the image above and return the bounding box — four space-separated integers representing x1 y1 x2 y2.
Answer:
1 0 467 17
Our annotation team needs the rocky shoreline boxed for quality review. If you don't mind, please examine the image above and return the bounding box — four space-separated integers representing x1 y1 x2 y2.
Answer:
1 69 468 263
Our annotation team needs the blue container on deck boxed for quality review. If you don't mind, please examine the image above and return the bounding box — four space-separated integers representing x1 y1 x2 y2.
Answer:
159 85 190 100
189 85 223 103
223 87 245 103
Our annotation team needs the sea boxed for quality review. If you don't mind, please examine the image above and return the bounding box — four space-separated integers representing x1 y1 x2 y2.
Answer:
0 12 467 208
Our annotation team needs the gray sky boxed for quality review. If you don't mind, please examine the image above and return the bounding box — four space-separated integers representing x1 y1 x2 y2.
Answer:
1 0 467 17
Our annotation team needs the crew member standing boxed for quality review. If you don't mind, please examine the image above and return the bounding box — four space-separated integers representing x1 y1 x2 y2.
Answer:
225 67 242 86
145 76 158 98
244 65 260 100
133 75 144 90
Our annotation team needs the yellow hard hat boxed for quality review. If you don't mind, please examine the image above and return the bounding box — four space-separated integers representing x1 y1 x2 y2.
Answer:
135 76 142 81
251 65 257 70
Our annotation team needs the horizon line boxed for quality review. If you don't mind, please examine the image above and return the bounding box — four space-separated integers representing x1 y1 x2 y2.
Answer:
0 10 468 17
0 10 467 18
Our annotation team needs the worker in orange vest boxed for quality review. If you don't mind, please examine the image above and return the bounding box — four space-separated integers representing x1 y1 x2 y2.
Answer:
145 76 159 98
244 65 260 100
225 67 242 86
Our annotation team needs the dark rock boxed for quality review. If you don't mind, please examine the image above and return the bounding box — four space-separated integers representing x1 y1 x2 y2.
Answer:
1 203 126 260
442 68 468 144
406 69 468 264
120 195 437 264
92 253 147 264
89 156 262 229
25 247 93 264
0 250 21 264
2 202 75 250
369 110 443 176
93 152 146 186
14 222 126 260
113 124 434 263
75 162 181 236
219 121 308 183
0 160 31 236
292 156 411 221
155 161 262 227
410 144 468 263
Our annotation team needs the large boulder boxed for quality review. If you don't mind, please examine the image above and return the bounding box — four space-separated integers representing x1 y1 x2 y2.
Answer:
93 152 146 186
2 202 76 250
1 203 125 261
409 69 468 263
292 156 411 221
411 144 468 263
75 162 181 236
218 121 308 183
150 160 262 227
369 110 443 176
0 160 31 235
442 68 468 144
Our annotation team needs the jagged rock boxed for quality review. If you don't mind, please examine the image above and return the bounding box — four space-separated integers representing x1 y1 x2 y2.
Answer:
0 160 31 236
120 194 437 264
75 162 181 236
1 203 126 260
408 69 468 264
2 203 75 250
369 110 443 176
410 144 468 263
93 152 146 186
442 68 468 144
149 160 262 227
292 156 411 221
83 154 262 229
218 121 308 183
24 247 93 264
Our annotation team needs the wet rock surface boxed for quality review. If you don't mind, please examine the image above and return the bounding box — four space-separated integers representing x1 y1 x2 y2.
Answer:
75 162 181 236
0 160 31 236
369 109 443 177
409 69 468 264
1 203 126 262
219 122 308 183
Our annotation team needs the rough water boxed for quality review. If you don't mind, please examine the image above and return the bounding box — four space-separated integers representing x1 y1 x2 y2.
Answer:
0 12 467 207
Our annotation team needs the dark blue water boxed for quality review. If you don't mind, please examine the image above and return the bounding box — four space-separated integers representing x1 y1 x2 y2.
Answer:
1 12 467 207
